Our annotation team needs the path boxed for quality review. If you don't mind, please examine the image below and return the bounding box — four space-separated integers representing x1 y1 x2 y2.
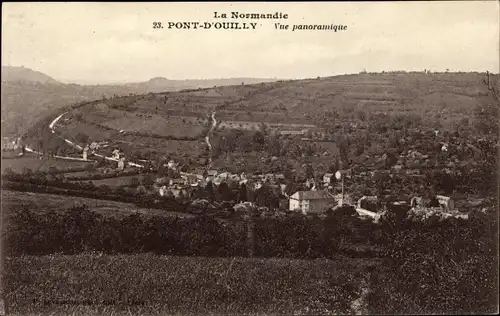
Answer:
350 273 371 315
31 112 145 168
35 109 220 171
205 111 217 169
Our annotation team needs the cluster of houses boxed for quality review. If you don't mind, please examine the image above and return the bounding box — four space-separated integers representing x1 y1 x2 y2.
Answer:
287 189 466 221
152 168 289 199
1 137 22 152
143 160 466 221
74 128 474 222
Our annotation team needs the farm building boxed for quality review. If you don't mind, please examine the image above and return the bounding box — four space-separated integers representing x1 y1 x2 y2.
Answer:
289 190 334 214
2 137 21 151
207 169 218 177
117 157 125 170
323 173 334 186
436 195 455 211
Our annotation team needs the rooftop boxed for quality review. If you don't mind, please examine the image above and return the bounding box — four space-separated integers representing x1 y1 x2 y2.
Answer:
291 190 334 200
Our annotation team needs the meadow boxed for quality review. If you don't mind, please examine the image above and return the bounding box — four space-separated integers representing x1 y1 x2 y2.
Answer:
4 253 379 316
1 156 93 174
73 174 154 188
1 190 190 219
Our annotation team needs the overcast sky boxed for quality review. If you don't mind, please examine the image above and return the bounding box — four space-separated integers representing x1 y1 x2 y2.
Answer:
2 1 499 84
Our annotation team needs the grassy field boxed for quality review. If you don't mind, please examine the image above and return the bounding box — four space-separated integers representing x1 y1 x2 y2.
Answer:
57 119 206 158
1 156 93 174
77 105 209 138
218 120 316 131
4 253 382 315
100 114 206 138
117 136 206 158
25 71 494 165
1 190 191 218
75 174 154 188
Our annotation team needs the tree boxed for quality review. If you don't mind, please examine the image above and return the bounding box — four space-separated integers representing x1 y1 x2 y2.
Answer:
473 101 499 135
437 172 455 195
22 167 33 177
98 184 111 193
384 149 398 169
255 184 278 208
305 164 314 179
337 137 350 167
75 133 89 145
3 167 14 176
483 70 499 103
130 177 140 187
205 181 215 201
141 174 155 187
236 183 248 202
327 205 357 219
253 130 265 149
218 182 234 201
177 190 186 202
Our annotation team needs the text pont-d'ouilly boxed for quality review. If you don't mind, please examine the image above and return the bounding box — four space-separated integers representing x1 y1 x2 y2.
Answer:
159 11 347 32
162 12 289 30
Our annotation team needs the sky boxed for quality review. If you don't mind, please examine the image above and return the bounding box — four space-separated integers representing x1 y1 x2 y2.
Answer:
2 1 499 84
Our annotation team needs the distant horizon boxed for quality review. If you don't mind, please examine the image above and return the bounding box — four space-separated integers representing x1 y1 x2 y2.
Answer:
2 2 498 84
2 64 498 86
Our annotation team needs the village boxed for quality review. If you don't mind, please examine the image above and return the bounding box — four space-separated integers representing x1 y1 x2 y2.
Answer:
3 129 473 224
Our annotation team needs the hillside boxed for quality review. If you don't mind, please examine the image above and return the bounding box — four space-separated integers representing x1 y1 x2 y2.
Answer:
0 66 278 136
40 71 497 173
124 76 279 94
65 71 495 129
1 66 61 84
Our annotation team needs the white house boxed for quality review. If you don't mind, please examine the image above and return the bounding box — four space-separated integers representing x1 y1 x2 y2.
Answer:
207 169 218 176
436 195 455 211
167 160 179 170
117 157 125 170
82 145 90 160
159 185 168 197
305 178 316 190
112 149 121 160
254 181 263 190
323 173 334 186
289 190 334 214
357 196 379 210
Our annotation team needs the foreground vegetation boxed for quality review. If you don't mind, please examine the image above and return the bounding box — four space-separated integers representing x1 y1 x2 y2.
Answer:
2 197 498 314
5 254 376 316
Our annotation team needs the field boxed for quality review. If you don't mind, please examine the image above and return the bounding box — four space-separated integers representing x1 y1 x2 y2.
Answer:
75 174 155 188
218 120 316 131
115 136 206 158
1 190 191 218
77 104 210 138
1 156 93 174
101 115 206 138
4 253 381 315
57 119 207 159
34 72 493 164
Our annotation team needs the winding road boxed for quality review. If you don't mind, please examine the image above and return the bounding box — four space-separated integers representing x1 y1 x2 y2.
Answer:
28 112 145 168
205 111 217 169
29 109 219 172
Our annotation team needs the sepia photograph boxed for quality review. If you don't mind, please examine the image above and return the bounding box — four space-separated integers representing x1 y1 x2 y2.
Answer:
1 1 499 315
